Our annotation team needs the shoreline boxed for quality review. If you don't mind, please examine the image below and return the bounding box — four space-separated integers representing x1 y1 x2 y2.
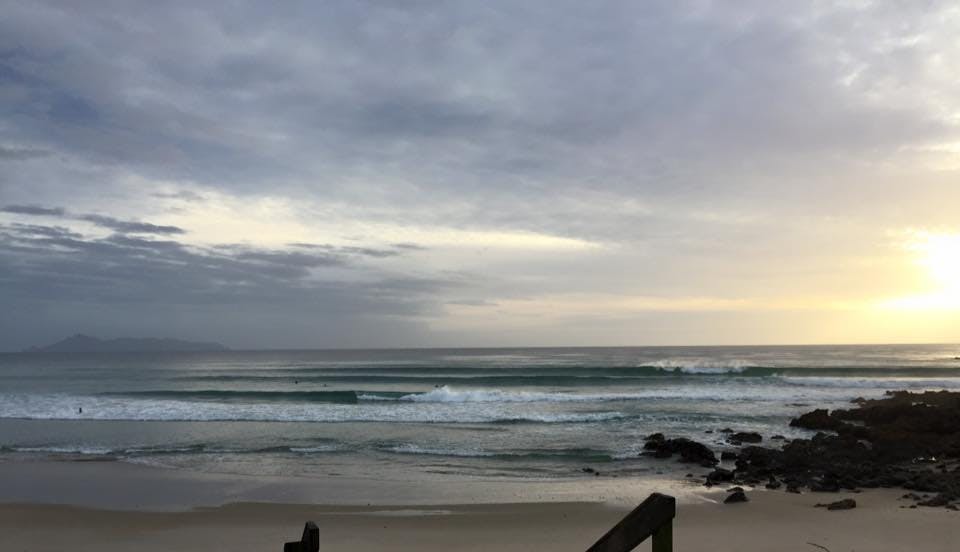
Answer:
0 455 709 511
3 435 960 550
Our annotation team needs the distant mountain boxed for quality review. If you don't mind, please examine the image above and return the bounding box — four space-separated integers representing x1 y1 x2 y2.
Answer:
25 334 229 353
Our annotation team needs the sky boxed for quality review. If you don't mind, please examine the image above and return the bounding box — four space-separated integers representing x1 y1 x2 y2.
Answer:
2 1 960 350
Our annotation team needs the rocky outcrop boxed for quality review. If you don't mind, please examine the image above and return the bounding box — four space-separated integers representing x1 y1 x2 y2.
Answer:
638 391 960 509
729 391 960 509
789 409 844 431
641 434 718 467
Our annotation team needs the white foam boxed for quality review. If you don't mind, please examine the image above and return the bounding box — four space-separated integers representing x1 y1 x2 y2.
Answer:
648 359 755 374
0 393 629 424
9 445 114 455
383 443 495 457
289 445 342 453
394 386 626 403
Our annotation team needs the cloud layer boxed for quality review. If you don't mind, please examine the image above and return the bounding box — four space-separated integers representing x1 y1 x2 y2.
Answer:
2 1 959 349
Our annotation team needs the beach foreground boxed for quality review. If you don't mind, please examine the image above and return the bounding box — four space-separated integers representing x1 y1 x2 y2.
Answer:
3 489 958 552
1 460 958 552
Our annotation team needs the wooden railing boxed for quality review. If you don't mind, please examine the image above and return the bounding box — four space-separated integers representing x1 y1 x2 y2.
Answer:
585 493 675 552
282 493 676 552
283 521 319 552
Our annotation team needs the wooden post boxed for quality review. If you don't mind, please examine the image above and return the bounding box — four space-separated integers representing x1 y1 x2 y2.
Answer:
651 521 672 552
283 521 319 552
586 493 675 552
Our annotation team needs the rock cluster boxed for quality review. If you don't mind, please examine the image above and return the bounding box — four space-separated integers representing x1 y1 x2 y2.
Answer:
734 391 960 508
644 391 960 510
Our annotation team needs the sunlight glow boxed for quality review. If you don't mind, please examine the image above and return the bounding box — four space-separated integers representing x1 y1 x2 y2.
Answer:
878 231 960 311
916 232 960 287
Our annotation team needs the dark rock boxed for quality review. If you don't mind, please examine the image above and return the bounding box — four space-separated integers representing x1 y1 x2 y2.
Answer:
720 451 739 461
701 391 960 507
581 467 595 474
676 439 718 466
811 478 841 493
790 409 845 431
641 436 718 467
730 432 762 444
706 468 735 485
704 430 714 434
720 428 734 433
726 486 744 493
765 477 782 490
918 494 950 507
815 498 856 510
771 435 786 440
724 491 748 504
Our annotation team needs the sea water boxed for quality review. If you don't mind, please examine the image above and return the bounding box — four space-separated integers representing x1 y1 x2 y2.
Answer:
1 345 959 481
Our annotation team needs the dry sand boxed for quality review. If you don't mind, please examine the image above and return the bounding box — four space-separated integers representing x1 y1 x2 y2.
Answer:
1 459 958 551
3 489 959 551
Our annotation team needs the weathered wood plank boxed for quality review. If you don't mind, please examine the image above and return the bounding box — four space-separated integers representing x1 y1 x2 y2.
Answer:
283 521 319 552
651 522 672 552
586 493 676 552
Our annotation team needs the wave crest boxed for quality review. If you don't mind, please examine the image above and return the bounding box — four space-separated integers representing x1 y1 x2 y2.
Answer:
649 358 755 374
377 386 648 403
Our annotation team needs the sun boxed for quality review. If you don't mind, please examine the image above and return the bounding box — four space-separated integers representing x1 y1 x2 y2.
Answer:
880 231 960 311
914 232 960 289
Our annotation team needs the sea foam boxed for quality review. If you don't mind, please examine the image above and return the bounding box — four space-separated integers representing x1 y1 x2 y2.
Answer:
648 358 755 374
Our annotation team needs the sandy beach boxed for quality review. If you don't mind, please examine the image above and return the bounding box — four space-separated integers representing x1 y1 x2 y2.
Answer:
2 458 958 551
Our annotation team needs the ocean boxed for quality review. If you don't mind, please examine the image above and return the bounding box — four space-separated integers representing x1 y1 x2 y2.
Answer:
2 344 960 482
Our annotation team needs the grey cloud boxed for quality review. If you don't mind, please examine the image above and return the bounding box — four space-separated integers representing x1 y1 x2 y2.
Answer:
0 223 453 321
226 248 345 269
1 204 66 216
78 214 185 235
0 146 51 160
289 242 410 258
391 243 428 251
1 2 959 349
7 223 83 240
0 1 955 227
1 204 186 235
6 0 955 202
151 190 205 201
